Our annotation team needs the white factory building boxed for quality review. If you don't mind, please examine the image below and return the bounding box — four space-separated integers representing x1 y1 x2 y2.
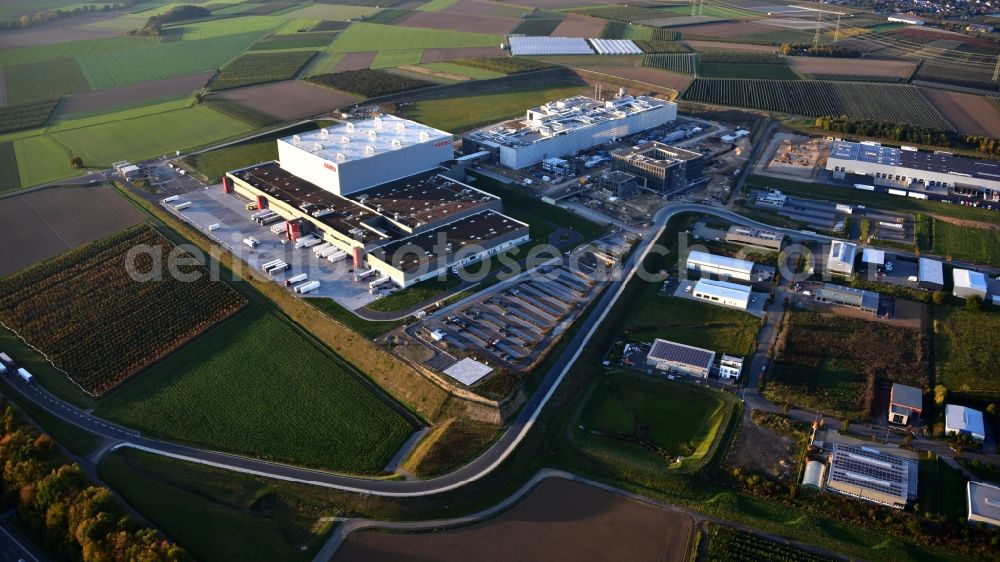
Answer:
692 278 752 310
276 115 454 196
827 240 857 276
953 268 988 299
686 250 754 282
946 404 986 442
826 141 1000 199
464 94 677 169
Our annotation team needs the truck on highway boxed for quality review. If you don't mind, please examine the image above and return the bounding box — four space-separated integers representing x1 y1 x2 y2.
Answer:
284 273 308 287
17 368 33 384
0 352 13 369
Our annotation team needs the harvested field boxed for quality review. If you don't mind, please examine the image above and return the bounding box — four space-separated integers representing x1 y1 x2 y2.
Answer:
0 185 146 277
585 66 692 93
443 0 526 18
334 478 693 562
788 56 916 79
209 80 360 121
551 14 607 37
0 67 6 106
336 51 378 71
512 0 607 7
919 88 1000 137
678 21 772 37
0 12 123 48
684 40 776 52
397 11 517 34
420 46 505 62
57 72 214 116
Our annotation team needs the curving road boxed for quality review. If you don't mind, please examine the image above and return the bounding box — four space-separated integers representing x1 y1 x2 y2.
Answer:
4 203 833 497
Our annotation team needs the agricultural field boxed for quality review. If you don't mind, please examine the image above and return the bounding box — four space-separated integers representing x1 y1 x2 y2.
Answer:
76 32 267 90
171 15 290 41
0 185 145 276
572 5 678 22
0 226 247 396
9 135 77 187
307 68 434 97
578 372 732 467
682 79 953 130
698 62 799 80
451 57 552 74
0 99 59 134
643 53 697 74
919 88 1000 137
510 17 563 36
705 524 836 562
210 51 316 90
95 305 415 473
622 294 759 357
788 56 916 81
767 312 928 418
279 3 380 21
370 49 424 69
404 80 587 132
335 478 693 562
398 10 518 35
0 36 158 66
207 80 358 123
327 22 500 52
551 13 606 38
420 62 503 80
634 40 690 53
183 138 277 181
602 22 679 41
923 218 1000 266
4 58 90 105
934 307 1000 397
55 72 213 116
0 141 18 191
248 31 338 51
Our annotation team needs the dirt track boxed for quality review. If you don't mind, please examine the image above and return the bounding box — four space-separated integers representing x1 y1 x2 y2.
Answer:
211 80 361 121
0 185 146 277
58 73 214 116
919 87 1000 137
333 478 693 562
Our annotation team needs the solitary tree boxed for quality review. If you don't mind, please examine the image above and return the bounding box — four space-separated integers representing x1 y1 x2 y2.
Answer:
69 156 84 169
935 385 949 406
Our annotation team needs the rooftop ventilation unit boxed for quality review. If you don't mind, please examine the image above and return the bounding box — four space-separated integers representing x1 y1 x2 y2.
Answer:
320 128 329 138
374 117 382 129
346 122 355 132
396 122 405 132
365 145 376 156
293 135 302 142
419 132 430 142
392 138 402 148
313 143 324 151
336 152 346 162
341 135 350 144
369 130 377 140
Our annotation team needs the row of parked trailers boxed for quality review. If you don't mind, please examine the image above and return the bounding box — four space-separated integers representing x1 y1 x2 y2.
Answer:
0 352 33 383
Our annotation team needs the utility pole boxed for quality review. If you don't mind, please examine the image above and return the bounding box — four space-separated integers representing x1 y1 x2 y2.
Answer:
812 9 823 47
834 14 841 43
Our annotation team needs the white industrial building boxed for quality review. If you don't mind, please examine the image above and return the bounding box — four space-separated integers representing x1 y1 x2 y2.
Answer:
646 339 715 378
946 404 986 442
825 444 917 509
686 250 754 282
862 248 885 268
827 240 857 276
589 38 642 55
718 354 744 380
953 268 988 299
692 278 752 310
464 94 677 169
918 257 944 291
276 115 454 197
826 141 1000 199
968 481 1000 528
508 36 593 55
887 14 925 25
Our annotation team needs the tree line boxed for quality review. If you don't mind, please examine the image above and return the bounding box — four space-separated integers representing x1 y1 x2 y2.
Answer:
0 2 148 31
127 4 210 36
0 399 190 561
779 43 860 58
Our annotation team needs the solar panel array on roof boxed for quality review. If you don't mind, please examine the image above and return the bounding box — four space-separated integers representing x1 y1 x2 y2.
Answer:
827 444 912 506
509 36 594 55
647 339 714 370
589 38 642 55
830 141 900 166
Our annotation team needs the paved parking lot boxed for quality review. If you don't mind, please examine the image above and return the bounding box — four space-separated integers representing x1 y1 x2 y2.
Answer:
161 186 376 310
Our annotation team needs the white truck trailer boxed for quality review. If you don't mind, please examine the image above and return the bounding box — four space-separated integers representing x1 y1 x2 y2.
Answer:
295 280 321 294
174 201 192 211
284 273 308 287
312 242 333 255
326 250 349 263
16 368 32 384
243 236 260 248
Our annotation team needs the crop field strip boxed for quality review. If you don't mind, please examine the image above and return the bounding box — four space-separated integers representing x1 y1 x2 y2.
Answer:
0 226 247 396
601 22 680 41
4 58 91 105
210 50 317 90
0 36 159 66
706 524 836 562
326 22 501 52
371 49 425 70
682 79 954 130
0 99 59 134
307 68 434 97
248 31 338 50
0 141 20 191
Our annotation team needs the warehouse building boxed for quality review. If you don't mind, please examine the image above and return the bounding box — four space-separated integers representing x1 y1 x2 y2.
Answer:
814 283 879 314
686 250 754 282
611 142 706 195
646 339 715 378
946 404 986 442
888 383 923 425
463 94 676 169
692 278 752 310
725 225 784 251
953 268 988 299
968 481 1000 528
826 141 1000 200
827 240 857 276
224 118 530 288
826 444 917 509
918 257 944 291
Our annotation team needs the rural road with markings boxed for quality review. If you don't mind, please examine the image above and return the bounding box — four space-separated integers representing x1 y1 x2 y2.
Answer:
4 203 833 496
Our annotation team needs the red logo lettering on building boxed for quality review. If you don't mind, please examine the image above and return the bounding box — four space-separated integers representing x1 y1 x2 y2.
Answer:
324 162 337 172
433 140 451 148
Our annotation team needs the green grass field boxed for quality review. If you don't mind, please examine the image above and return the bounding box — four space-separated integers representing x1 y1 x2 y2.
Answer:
76 32 266 90
698 62 800 80
404 81 586 132
328 22 500 52
210 50 316 90
4 58 90 105
422 62 504 79
280 3 380 20
925 218 1000 266
370 49 424 69
623 294 759 356
578 372 731 467
95 306 414 472
918 453 968 520
365 275 461 312
0 141 20 192
934 307 1000 397
173 15 290 40
0 36 157 66
249 31 338 51
12 135 77 187
417 0 459 11
183 138 277 180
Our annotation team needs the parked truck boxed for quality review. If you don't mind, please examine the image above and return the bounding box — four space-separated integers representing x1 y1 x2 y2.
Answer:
174 201 192 211
270 222 288 235
284 273 308 287
312 242 333 255
295 280 321 294
17 368 33 384
162 195 179 204
369 276 392 291
355 269 378 282
300 237 323 248
326 250 348 263
0 352 14 369
318 246 340 258
242 236 260 248
263 261 288 274
267 262 290 275
260 259 283 271
260 214 283 225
